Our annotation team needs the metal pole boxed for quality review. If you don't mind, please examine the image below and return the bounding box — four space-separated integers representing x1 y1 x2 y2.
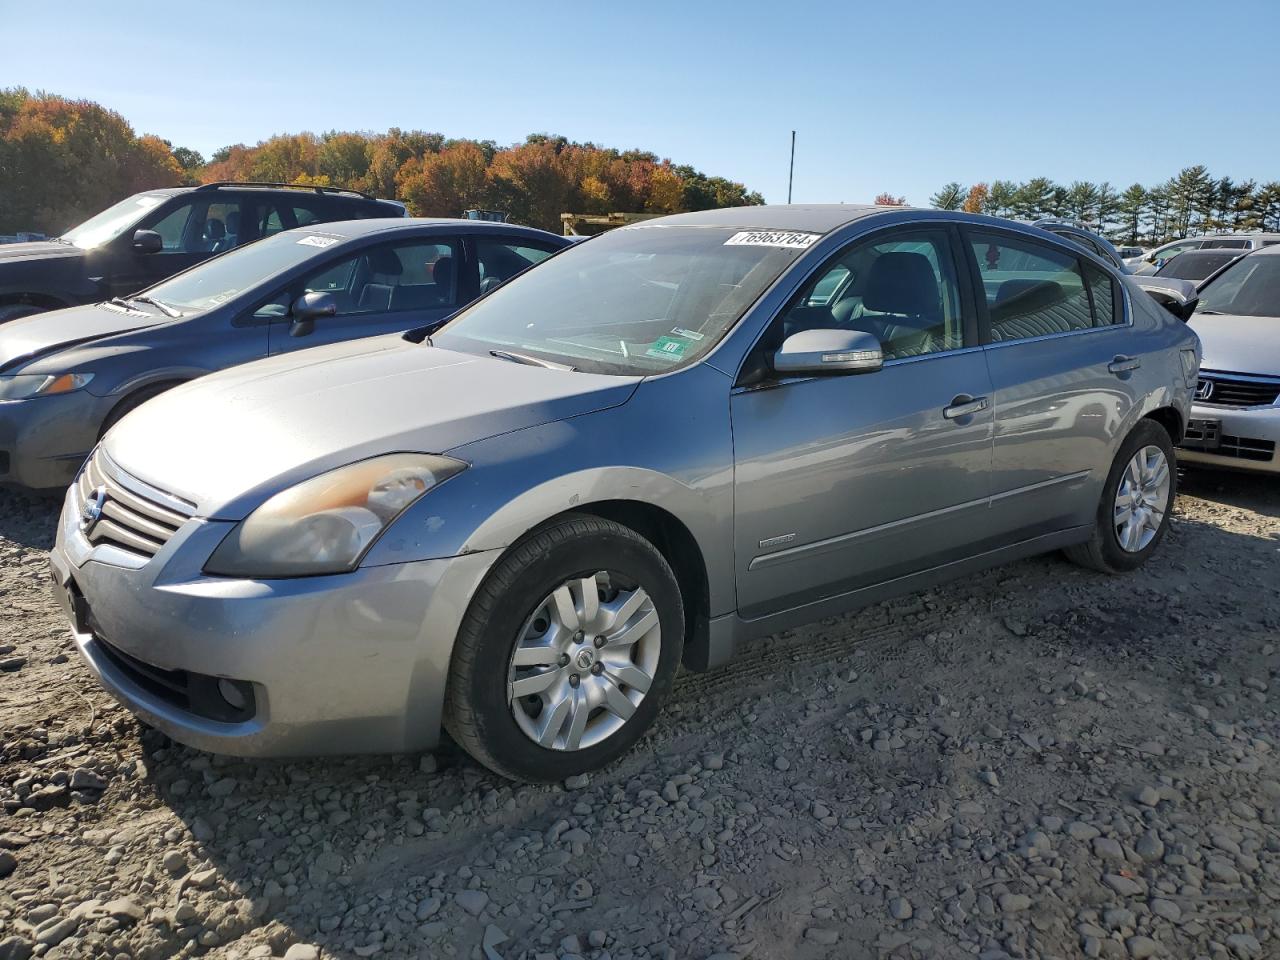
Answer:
787 131 796 204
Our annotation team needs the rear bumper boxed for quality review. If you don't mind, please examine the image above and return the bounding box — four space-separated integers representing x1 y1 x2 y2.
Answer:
0 393 111 489
1178 402 1280 474
51 483 500 757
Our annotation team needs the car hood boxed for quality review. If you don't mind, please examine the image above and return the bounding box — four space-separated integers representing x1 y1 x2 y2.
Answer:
104 337 641 519
1189 312 1280 376
0 301 163 372
0 240 83 263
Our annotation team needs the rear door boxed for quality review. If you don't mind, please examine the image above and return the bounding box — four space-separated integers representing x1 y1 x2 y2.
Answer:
267 236 462 354
730 225 994 619
964 227 1140 541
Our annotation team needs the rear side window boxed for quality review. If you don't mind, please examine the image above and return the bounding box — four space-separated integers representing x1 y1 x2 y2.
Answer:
1205 239 1250 249
970 232 1102 342
299 239 459 317
476 239 556 292
1083 261 1121 325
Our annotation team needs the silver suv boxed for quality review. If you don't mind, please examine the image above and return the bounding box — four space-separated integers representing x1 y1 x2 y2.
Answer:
50 206 1200 781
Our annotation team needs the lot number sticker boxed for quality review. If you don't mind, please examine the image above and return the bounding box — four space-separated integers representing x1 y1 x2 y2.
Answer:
297 234 340 248
725 230 821 249
645 336 691 362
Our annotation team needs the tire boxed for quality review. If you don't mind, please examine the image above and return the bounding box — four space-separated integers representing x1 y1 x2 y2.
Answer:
1064 419 1176 574
444 513 684 782
99 382 181 438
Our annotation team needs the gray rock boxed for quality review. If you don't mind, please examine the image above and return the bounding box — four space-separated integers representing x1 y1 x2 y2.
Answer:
283 946 321 960
0 657 26 672
69 768 107 791
0 937 33 960
1134 786 1160 807
104 898 144 925
1126 935 1160 959
1068 821 1100 841
1226 933 1262 958
456 890 489 916
34 918 77 947
805 928 840 945
0 851 15 879
1104 874 1143 896
1093 837 1124 860
999 893 1031 913
207 776 237 797
415 897 441 921
888 897 913 920
564 774 589 790
162 849 187 874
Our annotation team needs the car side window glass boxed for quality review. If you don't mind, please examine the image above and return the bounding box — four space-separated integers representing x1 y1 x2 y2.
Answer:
1082 261 1120 325
292 204 324 227
476 239 555 293
299 240 459 317
773 228 964 361
146 202 199 251
970 232 1095 342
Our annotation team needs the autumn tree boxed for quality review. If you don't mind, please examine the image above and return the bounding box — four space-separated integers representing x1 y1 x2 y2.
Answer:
874 192 907 206
962 183 989 214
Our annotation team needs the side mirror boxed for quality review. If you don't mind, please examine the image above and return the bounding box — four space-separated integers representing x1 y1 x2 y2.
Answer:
132 229 163 254
773 328 883 376
289 291 336 338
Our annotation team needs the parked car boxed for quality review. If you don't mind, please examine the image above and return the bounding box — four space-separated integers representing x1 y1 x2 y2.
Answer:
49 206 1199 781
1152 247 1247 285
0 182 407 324
1132 233 1280 275
1115 245 1146 267
0 219 568 488
1179 246 1280 473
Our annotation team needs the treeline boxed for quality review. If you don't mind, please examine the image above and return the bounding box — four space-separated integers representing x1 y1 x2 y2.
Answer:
928 168 1280 246
202 131 763 232
0 88 763 236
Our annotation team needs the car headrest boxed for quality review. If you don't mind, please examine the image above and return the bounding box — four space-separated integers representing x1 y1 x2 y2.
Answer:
432 255 453 287
365 247 404 276
204 219 225 240
863 252 939 316
225 211 240 232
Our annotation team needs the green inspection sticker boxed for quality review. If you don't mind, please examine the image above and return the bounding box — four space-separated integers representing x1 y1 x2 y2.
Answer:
645 336 690 361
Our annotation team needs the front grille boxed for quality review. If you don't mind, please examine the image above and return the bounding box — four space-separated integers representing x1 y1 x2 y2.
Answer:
75 450 195 558
94 635 256 724
1195 372 1280 408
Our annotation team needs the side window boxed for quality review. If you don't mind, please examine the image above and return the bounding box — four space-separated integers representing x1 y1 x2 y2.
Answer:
146 202 199 251
475 239 556 292
292 204 324 227
1208 239 1249 249
258 203 295 239
1083 261 1121 325
970 232 1095 342
143 199 243 253
773 228 965 361
298 240 459 317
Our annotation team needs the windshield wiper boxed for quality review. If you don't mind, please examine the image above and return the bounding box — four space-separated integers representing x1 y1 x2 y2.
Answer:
1196 308 1223 315
489 349 576 372
127 295 182 319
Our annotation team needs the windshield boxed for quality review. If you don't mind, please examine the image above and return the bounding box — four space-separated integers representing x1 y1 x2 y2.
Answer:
62 193 168 249
141 231 342 313
432 225 808 375
1197 255 1280 318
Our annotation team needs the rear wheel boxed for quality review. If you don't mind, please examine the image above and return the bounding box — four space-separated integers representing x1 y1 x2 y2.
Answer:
444 514 683 782
1064 419 1175 574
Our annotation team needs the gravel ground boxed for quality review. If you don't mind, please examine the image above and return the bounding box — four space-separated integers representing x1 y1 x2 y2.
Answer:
1 469 1278 960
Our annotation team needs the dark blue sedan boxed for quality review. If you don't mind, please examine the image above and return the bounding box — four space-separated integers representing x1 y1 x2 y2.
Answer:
0 219 568 488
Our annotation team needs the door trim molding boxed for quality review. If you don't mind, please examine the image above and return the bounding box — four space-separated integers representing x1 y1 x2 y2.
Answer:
748 469 1091 571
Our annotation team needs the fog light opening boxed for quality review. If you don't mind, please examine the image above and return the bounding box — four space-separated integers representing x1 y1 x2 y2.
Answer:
217 678 250 712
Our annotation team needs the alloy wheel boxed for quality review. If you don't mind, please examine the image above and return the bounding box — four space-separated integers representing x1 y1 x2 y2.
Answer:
507 571 661 751
1114 444 1170 553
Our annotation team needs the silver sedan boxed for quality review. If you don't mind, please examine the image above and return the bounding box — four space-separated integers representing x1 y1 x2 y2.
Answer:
50 206 1200 781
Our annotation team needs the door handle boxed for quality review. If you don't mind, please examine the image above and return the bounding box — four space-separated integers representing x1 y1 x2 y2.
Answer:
1108 355 1141 374
943 395 989 420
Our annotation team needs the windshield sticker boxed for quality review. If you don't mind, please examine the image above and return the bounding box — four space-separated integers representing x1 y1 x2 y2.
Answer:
724 230 821 250
671 326 705 341
645 336 691 362
297 234 340 248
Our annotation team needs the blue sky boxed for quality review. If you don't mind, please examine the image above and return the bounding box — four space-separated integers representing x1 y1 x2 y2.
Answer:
4 0 1276 204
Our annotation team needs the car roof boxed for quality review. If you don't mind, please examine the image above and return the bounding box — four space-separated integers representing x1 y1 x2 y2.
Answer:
291 218 563 241
648 204 898 233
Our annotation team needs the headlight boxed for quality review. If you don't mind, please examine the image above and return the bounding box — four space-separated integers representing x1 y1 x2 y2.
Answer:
0 373 94 401
204 453 467 578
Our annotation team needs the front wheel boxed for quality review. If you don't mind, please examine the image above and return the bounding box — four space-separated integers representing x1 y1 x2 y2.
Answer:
443 514 684 782
1064 419 1176 574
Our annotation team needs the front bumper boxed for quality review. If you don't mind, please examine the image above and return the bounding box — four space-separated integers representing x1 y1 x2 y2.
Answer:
51 481 500 757
1179 402 1280 474
0 392 113 489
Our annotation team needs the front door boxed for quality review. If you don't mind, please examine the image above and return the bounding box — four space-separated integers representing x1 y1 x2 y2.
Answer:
105 195 247 297
731 226 994 620
963 227 1141 541
267 237 462 354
